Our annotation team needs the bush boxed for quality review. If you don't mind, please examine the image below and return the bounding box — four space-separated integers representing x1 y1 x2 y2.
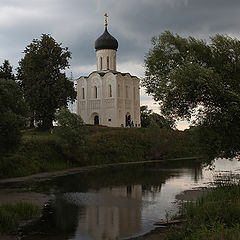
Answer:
0 135 71 178
54 107 87 162
86 128 148 165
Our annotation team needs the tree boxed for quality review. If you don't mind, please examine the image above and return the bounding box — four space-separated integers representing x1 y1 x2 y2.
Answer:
55 107 86 161
140 105 174 129
18 34 76 130
0 79 28 155
140 106 152 128
143 31 240 156
0 60 15 80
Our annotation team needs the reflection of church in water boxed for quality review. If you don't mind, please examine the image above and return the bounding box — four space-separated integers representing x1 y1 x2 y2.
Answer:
77 185 142 240
77 14 141 127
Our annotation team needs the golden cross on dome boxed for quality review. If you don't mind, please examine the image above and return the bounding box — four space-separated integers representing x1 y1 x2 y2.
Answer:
104 13 108 27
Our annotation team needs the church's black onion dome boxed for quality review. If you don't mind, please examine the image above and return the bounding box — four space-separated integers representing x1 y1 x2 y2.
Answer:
95 27 118 50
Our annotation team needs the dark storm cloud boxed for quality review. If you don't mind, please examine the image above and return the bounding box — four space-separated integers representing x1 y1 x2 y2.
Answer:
106 0 240 43
1 0 240 76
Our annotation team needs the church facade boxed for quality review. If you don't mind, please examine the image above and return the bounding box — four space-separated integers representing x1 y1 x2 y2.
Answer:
77 14 141 127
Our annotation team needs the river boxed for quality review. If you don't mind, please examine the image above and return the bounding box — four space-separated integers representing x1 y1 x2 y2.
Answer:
15 158 240 239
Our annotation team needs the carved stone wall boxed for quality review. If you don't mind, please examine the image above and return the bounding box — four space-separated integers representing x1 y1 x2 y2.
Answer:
77 72 141 127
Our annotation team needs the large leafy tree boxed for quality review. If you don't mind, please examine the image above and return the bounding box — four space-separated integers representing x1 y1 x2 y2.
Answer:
0 60 15 80
143 31 240 156
0 79 28 155
140 105 174 129
18 34 76 129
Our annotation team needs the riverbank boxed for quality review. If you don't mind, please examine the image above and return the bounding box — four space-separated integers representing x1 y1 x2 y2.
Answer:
0 202 40 238
132 185 240 240
0 157 201 184
130 188 210 240
167 184 240 239
0 126 199 179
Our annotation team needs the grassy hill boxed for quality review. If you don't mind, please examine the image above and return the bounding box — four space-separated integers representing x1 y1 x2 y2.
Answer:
0 126 198 179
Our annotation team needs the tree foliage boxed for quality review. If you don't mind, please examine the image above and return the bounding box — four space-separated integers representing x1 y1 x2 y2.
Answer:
0 79 28 155
140 105 174 129
143 31 240 156
55 107 86 161
0 60 15 80
18 34 76 129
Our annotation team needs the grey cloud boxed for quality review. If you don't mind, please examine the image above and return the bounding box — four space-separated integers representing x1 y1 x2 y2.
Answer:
1 0 240 77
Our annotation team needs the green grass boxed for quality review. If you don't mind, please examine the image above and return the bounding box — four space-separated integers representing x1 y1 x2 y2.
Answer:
0 202 40 235
166 185 240 240
0 126 199 179
0 133 73 178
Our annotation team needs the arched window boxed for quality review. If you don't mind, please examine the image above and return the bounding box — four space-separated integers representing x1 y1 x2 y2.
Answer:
100 57 103 71
82 88 85 99
133 87 136 100
94 86 97 98
125 86 128 98
114 55 116 70
108 84 112 97
107 56 109 70
118 84 120 97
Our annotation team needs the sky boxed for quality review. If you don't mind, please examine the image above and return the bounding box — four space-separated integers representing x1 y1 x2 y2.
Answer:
1 0 240 130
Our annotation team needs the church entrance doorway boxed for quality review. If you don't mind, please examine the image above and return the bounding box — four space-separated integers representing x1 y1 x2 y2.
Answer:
125 113 131 127
90 112 100 125
94 115 99 125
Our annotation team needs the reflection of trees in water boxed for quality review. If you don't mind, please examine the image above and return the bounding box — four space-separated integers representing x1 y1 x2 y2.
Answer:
21 159 205 239
47 160 203 194
154 159 204 183
192 163 203 183
142 185 162 199
22 198 81 239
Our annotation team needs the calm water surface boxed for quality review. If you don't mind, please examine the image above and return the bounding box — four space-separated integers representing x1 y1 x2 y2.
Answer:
21 158 240 240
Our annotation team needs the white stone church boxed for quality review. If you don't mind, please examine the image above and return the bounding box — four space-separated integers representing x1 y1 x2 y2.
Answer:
77 14 141 127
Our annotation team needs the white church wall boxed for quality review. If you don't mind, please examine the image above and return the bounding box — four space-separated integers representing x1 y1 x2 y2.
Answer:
116 74 125 127
96 49 117 71
87 73 102 124
102 73 116 98
88 73 102 99
132 77 141 127
102 108 116 127
102 73 117 126
77 72 141 127
123 74 133 126
77 77 88 123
